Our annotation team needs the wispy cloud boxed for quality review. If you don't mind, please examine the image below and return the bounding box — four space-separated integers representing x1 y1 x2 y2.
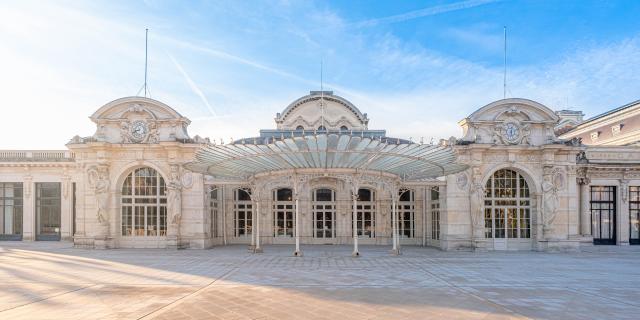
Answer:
167 53 217 116
353 0 501 28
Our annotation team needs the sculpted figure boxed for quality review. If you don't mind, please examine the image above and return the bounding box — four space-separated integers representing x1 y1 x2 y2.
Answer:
147 122 160 143
167 166 183 225
469 170 486 238
94 167 110 225
492 125 505 144
520 124 531 145
120 121 131 143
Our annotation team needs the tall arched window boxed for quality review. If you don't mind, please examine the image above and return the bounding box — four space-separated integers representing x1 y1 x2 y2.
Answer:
484 169 531 239
313 188 335 239
273 188 294 237
355 188 375 238
233 188 252 237
121 167 167 237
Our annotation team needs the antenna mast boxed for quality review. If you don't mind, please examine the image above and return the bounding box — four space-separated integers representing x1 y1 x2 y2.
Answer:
320 59 325 130
144 28 149 97
503 26 507 99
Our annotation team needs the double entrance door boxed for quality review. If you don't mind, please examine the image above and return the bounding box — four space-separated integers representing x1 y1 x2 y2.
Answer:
591 186 616 245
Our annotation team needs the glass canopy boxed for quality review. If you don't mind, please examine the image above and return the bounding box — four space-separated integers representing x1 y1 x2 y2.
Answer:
185 134 467 181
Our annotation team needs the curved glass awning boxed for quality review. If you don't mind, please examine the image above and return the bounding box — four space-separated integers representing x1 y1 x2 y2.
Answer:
185 134 467 181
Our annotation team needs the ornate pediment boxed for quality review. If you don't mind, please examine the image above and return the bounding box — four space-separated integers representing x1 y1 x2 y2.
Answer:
459 98 560 146
79 97 191 144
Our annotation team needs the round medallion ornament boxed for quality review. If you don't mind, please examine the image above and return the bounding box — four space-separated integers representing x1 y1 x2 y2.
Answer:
130 120 149 142
503 122 520 143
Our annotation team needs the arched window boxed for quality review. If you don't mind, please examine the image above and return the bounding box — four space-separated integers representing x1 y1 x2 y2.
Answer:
396 190 415 238
340 125 349 132
313 188 335 239
355 188 375 238
317 125 326 132
234 188 252 237
296 125 304 131
484 169 531 239
273 188 294 237
121 167 167 237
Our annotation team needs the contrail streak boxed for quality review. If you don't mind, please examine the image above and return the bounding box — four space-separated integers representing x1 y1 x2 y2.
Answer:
353 0 501 28
167 53 217 117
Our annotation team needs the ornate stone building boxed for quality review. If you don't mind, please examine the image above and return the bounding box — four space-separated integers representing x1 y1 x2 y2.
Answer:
0 92 638 252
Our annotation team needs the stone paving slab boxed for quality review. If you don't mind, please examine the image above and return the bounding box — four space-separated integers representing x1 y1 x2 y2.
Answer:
1 242 639 319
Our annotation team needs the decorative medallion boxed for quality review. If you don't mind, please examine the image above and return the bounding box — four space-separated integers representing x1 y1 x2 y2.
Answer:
456 172 468 190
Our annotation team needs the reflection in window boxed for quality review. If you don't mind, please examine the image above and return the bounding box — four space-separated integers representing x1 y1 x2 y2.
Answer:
234 189 252 236
431 187 440 240
591 186 616 244
396 190 415 238
0 183 23 240
484 169 531 239
36 183 61 240
354 188 375 238
273 188 294 237
630 186 640 245
121 167 167 237
313 188 335 239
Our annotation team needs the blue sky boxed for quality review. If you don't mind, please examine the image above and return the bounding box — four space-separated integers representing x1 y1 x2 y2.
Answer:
1 0 639 148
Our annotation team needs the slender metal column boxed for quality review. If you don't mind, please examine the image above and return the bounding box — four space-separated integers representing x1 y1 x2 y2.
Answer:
222 187 227 245
254 200 262 253
250 197 256 248
294 196 302 256
392 196 398 254
422 188 427 247
352 194 359 257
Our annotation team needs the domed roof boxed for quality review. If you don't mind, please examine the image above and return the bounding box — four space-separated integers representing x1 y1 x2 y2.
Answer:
275 91 368 130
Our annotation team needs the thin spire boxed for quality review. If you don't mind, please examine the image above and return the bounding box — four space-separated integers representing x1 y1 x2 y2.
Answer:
503 26 507 99
144 28 149 98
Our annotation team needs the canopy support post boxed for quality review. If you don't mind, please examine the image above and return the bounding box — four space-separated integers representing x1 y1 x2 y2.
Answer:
391 193 400 255
254 199 262 253
294 196 302 256
352 192 359 257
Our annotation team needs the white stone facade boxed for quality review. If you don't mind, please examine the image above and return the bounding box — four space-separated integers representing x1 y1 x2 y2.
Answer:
1 92 639 251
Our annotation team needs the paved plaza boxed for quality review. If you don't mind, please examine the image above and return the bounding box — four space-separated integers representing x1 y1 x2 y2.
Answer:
0 243 639 319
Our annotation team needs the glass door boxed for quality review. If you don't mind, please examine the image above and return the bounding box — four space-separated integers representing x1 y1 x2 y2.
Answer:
629 186 640 245
0 183 23 240
36 183 61 241
313 189 336 240
591 186 616 245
